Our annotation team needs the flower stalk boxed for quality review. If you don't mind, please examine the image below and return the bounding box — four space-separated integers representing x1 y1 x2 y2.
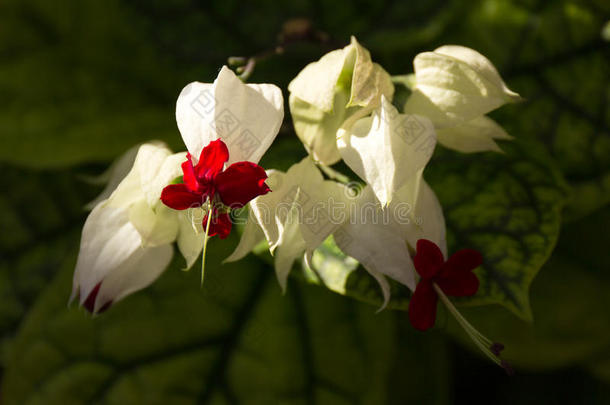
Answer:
433 283 513 375
201 200 214 285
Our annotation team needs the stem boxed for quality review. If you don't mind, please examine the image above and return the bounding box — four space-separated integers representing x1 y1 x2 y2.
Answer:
317 163 350 184
433 283 500 366
201 201 214 286
237 58 256 82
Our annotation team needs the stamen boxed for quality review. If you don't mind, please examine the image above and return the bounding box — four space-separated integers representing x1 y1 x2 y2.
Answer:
501 360 514 376
433 283 510 371
201 200 214 286
490 342 505 356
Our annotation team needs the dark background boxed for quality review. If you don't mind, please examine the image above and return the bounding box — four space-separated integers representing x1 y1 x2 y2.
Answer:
1 0 609 403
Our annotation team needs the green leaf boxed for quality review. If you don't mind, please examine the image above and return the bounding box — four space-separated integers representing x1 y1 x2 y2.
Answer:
451 0 610 220
306 236 411 311
0 0 216 168
0 165 98 364
444 207 610 370
427 139 567 320
2 233 412 404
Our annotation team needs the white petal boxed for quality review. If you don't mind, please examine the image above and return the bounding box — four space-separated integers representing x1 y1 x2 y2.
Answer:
347 37 394 108
224 208 265 263
334 186 416 291
273 199 306 292
84 143 142 210
107 143 173 209
299 179 351 255
289 91 349 165
436 115 512 153
72 202 143 304
176 208 205 270
338 96 436 206
175 81 214 158
434 45 521 101
101 143 182 247
251 158 347 255
93 243 174 312
176 66 283 164
393 179 447 258
288 37 393 165
250 160 324 250
405 46 521 126
128 201 179 247
250 170 287 251
366 268 392 311
288 48 348 112
146 152 187 206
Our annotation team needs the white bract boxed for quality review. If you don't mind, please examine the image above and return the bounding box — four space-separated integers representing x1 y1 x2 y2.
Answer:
176 65 284 165
288 36 394 164
404 45 521 153
227 158 351 291
338 96 436 207
333 178 446 308
71 143 203 313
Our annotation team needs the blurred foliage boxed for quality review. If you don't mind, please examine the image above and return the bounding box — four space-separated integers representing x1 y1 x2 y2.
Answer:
1 0 610 403
446 207 610 370
0 166 98 364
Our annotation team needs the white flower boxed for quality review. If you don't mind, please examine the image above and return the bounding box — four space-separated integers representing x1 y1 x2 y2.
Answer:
71 143 202 313
288 36 394 164
226 158 350 291
404 45 521 153
333 179 446 308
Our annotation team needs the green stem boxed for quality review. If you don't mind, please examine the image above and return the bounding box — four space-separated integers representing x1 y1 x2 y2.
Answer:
317 163 350 184
433 283 500 366
201 201 214 286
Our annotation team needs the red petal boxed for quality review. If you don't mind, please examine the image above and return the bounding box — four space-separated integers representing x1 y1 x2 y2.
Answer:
204 211 233 239
195 139 229 181
161 184 204 210
413 239 445 279
408 280 438 331
443 249 483 274
436 271 480 297
181 153 200 192
83 282 101 313
215 161 270 208
436 248 482 297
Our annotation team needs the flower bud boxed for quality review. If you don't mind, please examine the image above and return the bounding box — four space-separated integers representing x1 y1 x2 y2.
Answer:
289 36 394 164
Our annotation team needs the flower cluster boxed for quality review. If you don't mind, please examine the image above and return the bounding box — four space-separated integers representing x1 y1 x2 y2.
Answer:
72 37 519 371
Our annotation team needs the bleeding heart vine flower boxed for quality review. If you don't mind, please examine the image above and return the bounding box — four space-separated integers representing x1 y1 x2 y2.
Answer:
161 139 270 238
160 139 271 280
163 66 283 282
409 239 513 374
72 65 283 311
409 239 481 331
71 142 201 314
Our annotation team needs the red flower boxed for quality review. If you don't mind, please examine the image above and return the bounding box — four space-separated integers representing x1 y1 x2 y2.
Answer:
160 139 270 239
408 239 482 331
